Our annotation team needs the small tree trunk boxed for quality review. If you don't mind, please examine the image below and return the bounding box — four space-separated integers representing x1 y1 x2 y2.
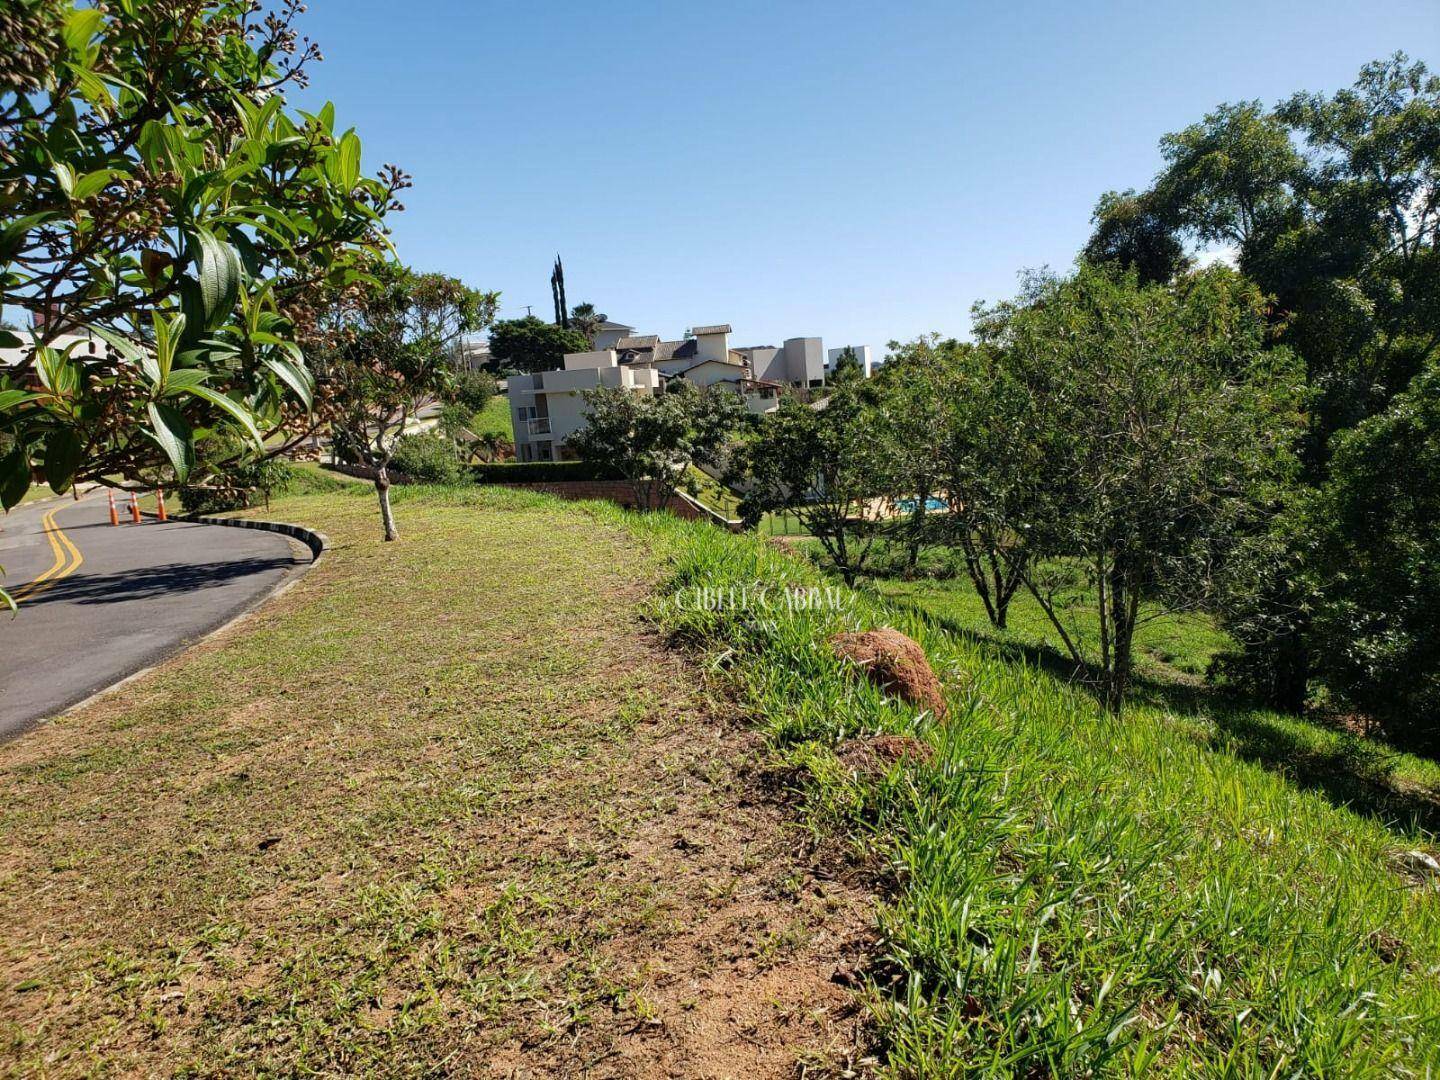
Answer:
375 466 398 542
1104 569 1138 715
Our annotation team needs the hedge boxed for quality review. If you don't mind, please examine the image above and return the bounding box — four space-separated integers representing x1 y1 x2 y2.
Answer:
471 460 621 484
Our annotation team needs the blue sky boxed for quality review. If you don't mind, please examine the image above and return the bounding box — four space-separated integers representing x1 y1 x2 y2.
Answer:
286 2 1429 351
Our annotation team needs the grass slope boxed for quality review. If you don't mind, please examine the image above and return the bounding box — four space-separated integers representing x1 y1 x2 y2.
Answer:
652 526 1440 1076
471 395 514 439
0 486 867 1076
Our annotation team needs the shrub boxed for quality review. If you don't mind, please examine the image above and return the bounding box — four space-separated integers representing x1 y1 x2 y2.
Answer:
390 432 466 485
179 457 296 515
471 460 620 484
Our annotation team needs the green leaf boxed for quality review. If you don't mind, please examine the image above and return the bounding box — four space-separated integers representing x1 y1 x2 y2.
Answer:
152 311 184 389
89 324 160 385
0 583 14 615
0 389 44 412
146 401 194 482
62 8 104 53
160 369 210 392
72 168 120 201
43 429 82 494
185 386 264 448
261 353 314 410
0 211 59 264
188 228 241 329
0 448 30 511
52 162 76 199
334 130 362 189
68 63 113 111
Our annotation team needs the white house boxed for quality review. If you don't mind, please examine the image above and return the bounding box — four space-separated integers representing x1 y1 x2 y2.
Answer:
507 349 662 462
0 327 111 371
507 318 874 459
733 337 827 388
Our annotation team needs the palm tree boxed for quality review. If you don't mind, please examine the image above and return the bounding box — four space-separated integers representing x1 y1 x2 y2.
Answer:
570 302 607 345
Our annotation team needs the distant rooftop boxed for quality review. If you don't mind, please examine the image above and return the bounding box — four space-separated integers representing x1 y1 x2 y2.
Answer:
614 334 659 350
690 323 732 336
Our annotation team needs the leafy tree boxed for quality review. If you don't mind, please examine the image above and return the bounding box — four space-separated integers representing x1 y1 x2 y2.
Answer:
1155 101 1303 254
450 369 496 414
829 346 866 385
488 316 588 374
319 265 482 540
735 385 892 587
1101 54 1440 712
873 336 952 574
1082 189 1191 285
937 341 1033 630
0 0 406 505
1311 361 1440 746
570 382 743 512
390 431 465 485
976 264 1301 713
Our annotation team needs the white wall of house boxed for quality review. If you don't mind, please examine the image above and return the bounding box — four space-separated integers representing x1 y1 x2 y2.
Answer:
0 329 107 370
783 337 825 386
592 322 634 350
509 349 662 462
561 348 619 370
693 328 729 363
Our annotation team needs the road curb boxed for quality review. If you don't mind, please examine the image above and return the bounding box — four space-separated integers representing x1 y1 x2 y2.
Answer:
21 514 329 736
178 513 329 562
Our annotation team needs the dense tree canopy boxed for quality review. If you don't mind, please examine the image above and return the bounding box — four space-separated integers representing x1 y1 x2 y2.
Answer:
1082 54 1440 721
973 264 1302 711
487 316 588 373
0 0 407 502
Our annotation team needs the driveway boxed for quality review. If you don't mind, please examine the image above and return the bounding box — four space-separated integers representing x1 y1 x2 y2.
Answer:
0 491 308 739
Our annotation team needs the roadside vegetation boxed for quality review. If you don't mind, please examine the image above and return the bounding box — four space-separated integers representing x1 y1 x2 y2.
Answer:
650 515 1440 1075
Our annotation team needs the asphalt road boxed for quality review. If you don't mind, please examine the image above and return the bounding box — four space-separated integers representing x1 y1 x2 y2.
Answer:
0 490 307 740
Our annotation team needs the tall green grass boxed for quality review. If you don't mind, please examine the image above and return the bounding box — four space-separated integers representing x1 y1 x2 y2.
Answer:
644 521 1440 1076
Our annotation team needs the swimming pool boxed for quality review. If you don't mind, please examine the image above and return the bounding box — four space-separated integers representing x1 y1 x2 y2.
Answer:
895 497 949 513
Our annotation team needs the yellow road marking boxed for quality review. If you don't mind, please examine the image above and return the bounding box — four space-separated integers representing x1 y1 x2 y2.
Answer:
11 503 84 604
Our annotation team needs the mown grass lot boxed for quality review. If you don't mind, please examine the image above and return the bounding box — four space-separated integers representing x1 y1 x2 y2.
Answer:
656 527 1440 1075
0 484 867 1077
6 483 1440 1075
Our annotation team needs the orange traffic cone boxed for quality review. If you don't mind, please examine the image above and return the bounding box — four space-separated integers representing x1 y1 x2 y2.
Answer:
107 490 119 526
156 488 168 522
129 491 141 524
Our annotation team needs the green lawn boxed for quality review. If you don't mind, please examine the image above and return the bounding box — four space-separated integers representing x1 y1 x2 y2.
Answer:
6 486 1440 1074
0 485 861 1076
859 547 1230 683
470 394 513 439
684 466 809 535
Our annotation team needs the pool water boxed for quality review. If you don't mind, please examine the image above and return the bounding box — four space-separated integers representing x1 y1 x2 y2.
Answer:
896 497 949 513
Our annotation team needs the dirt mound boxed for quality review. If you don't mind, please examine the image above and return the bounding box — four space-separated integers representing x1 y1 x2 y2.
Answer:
831 628 946 719
836 735 934 779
